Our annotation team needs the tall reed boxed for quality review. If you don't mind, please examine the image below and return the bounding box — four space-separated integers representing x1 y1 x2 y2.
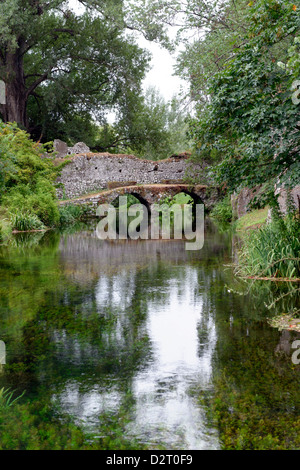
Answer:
237 213 300 279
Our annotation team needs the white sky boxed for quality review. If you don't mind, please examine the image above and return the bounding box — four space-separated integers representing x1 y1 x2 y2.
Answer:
138 36 187 102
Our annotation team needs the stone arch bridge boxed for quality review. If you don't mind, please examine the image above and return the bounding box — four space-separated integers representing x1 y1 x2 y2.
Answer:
55 150 223 213
59 183 222 215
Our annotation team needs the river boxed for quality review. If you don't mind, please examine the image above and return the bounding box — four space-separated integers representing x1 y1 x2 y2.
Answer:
0 219 299 449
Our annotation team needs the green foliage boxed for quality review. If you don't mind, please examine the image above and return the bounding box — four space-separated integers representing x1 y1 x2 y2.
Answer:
108 87 191 159
130 87 174 160
0 121 62 228
0 0 151 136
9 212 46 232
0 388 25 409
287 34 300 76
33 85 191 159
58 204 88 227
125 0 300 189
4 181 60 228
170 0 300 282
237 213 300 279
176 0 250 108
210 196 233 223
0 121 58 193
187 0 300 201
0 1 189 156
160 192 193 207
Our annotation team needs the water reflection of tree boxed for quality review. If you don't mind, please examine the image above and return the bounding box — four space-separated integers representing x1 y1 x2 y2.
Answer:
198 262 300 449
0 230 61 376
0 221 229 425
3 220 298 448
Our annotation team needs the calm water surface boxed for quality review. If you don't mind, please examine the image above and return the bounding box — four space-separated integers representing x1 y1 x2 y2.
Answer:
0 220 299 449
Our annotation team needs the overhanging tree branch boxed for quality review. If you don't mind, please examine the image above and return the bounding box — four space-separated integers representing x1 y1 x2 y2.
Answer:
25 70 51 98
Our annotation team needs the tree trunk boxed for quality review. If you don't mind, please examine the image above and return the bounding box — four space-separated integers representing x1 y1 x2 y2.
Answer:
0 50 27 128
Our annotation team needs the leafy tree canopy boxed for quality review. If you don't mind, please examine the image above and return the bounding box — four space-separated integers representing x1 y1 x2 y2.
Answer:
0 0 151 141
88 87 191 160
188 0 300 202
131 1 300 203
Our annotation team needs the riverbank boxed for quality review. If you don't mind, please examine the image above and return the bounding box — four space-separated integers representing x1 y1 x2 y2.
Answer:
210 196 300 337
0 203 90 244
211 196 299 278
235 207 269 231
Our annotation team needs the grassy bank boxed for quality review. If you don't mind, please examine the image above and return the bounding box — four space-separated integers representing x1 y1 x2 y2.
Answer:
236 213 299 280
235 207 269 231
0 121 60 238
211 196 299 280
0 204 89 243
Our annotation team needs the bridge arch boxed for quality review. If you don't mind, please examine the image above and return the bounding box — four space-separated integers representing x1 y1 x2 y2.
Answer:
59 183 220 216
108 190 151 214
170 188 203 205
124 191 151 212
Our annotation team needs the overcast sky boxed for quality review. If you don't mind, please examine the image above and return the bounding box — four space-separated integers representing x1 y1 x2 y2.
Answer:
138 36 187 102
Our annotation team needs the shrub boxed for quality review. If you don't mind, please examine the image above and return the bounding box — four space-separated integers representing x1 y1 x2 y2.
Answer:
10 212 46 232
0 121 58 198
58 204 87 226
210 196 233 223
4 178 60 228
0 121 65 229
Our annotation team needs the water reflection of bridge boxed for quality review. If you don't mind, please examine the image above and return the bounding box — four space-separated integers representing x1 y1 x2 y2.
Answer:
58 221 227 285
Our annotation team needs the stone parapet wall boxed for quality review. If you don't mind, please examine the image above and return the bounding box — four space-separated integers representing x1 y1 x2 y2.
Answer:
56 152 204 200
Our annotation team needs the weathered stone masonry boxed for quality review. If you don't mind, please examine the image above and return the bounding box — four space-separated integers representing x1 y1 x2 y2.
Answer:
59 184 222 215
56 152 205 200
